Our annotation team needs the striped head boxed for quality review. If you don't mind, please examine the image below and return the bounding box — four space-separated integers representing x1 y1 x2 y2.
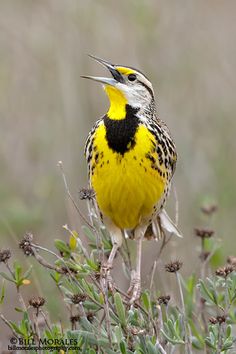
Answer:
81 55 156 120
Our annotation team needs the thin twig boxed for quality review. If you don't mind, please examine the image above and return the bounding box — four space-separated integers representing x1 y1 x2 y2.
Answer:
176 272 192 354
39 309 52 332
32 251 65 274
58 161 95 230
17 287 27 312
0 313 18 338
148 231 171 284
150 260 157 293
158 232 172 259
216 324 223 354
32 310 41 343
63 224 89 259
100 276 112 346
155 335 167 354
30 243 104 310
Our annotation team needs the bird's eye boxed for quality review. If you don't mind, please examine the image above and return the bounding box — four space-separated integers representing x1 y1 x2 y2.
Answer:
127 74 137 82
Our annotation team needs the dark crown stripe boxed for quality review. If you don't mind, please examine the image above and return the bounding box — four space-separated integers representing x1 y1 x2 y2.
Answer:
138 81 154 99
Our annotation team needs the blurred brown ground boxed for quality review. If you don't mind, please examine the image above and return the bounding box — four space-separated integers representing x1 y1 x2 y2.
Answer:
0 0 236 344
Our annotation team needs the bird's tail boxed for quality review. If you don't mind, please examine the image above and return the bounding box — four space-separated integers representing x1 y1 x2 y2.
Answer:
146 209 183 240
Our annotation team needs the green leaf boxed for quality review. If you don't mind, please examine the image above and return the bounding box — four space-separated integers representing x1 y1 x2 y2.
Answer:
188 319 204 347
146 340 158 354
160 329 184 345
83 300 100 311
54 239 71 255
191 336 204 350
114 325 123 344
226 324 232 338
13 261 22 283
120 340 127 354
174 315 181 336
199 279 216 304
222 339 233 351
71 330 109 347
86 258 99 271
79 316 95 332
88 350 96 354
205 337 216 349
9 321 25 336
15 307 24 312
22 266 32 280
0 281 5 304
141 290 151 312
114 292 126 327
186 274 196 294
80 279 95 299
50 271 62 285
0 272 15 283
82 226 96 243
166 318 177 338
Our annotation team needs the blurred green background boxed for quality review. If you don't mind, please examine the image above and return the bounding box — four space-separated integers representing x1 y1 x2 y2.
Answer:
0 0 236 343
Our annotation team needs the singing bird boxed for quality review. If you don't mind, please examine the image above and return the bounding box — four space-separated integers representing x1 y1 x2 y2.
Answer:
82 56 181 303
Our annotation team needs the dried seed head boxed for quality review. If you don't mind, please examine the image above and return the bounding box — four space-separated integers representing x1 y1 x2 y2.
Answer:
79 188 95 201
0 249 11 263
216 265 234 278
157 295 171 305
215 267 225 277
199 251 210 262
29 296 45 308
209 315 227 325
227 256 236 267
71 293 87 304
61 266 78 275
194 228 214 239
209 317 217 324
165 260 182 273
201 204 218 216
216 315 226 324
70 315 80 324
94 272 101 281
19 233 34 256
86 311 95 322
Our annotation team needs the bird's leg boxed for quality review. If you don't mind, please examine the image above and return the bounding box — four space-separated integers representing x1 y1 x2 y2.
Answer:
100 221 122 292
127 225 146 304
101 242 119 291
127 237 143 303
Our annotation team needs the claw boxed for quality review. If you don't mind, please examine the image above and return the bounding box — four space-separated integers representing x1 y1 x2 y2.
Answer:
100 262 115 292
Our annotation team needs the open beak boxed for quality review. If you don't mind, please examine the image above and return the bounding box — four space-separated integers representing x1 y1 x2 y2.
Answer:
81 55 124 86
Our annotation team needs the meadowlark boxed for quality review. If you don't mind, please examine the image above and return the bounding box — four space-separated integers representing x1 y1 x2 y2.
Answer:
82 55 181 303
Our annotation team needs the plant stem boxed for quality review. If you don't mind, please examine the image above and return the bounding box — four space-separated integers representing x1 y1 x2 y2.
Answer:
58 160 95 230
176 272 192 354
0 313 18 337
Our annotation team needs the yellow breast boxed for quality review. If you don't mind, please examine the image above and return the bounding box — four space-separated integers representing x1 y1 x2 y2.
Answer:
90 123 168 230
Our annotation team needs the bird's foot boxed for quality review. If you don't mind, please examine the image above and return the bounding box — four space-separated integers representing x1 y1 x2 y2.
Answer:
127 270 141 304
100 263 115 292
